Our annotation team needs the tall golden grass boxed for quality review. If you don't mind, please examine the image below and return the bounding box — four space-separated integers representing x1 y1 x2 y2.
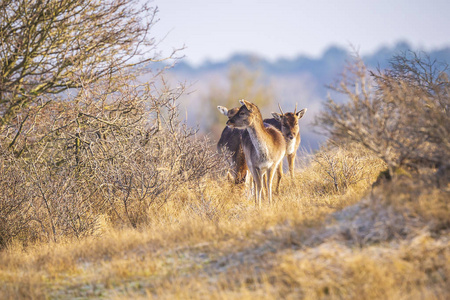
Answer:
2 143 447 299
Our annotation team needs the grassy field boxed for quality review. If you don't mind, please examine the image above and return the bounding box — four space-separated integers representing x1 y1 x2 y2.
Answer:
0 145 448 299
1 3 448 298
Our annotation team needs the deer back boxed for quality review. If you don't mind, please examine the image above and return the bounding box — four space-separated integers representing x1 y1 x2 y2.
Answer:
217 126 243 158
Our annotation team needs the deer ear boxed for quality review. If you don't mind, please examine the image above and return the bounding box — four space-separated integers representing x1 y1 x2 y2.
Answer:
239 99 251 111
296 108 307 119
217 106 229 116
272 112 282 121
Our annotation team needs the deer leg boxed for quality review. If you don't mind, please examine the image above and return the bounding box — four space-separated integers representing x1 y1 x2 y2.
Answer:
261 173 267 198
266 167 277 206
252 168 263 208
287 153 296 179
244 170 253 198
275 161 283 194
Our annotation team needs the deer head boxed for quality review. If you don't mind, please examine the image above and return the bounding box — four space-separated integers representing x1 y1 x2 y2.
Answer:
272 103 307 141
226 99 262 129
217 105 240 119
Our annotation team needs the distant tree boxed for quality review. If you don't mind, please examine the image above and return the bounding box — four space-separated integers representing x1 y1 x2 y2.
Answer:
206 64 274 137
0 0 179 137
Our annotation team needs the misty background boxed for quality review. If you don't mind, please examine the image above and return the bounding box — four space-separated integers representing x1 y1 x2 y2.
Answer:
146 42 449 150
143 1 450 150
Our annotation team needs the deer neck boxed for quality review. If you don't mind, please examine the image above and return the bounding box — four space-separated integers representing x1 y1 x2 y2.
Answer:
286 138 296 155
247 120 269 159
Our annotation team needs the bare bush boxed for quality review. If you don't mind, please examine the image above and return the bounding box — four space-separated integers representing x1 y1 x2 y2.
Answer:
310 144 383 195
315 51 450 175
0 149 34 248
0 76 228 246
0 0 226 248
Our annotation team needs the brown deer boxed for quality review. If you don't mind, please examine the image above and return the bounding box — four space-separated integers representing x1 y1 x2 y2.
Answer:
264 104 307 189
227 100 286 207
217 106 249 184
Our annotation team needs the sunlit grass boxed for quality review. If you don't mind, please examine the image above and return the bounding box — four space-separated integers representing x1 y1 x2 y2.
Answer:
1 145 448 299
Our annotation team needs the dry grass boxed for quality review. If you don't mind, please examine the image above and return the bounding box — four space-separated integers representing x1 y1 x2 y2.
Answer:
1 145 448 299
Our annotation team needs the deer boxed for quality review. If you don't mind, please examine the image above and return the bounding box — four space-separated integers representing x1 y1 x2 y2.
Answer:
226 100 286 208
264 103 307 191
217 106 249 184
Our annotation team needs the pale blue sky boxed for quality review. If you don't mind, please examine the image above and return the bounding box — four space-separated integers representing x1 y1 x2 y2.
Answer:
151 0 450 65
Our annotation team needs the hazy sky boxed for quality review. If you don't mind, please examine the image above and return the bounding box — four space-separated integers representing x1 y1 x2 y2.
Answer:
151 0 450 65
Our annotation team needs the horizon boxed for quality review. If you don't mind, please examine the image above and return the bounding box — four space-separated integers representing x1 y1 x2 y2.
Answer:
169 40 449 69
